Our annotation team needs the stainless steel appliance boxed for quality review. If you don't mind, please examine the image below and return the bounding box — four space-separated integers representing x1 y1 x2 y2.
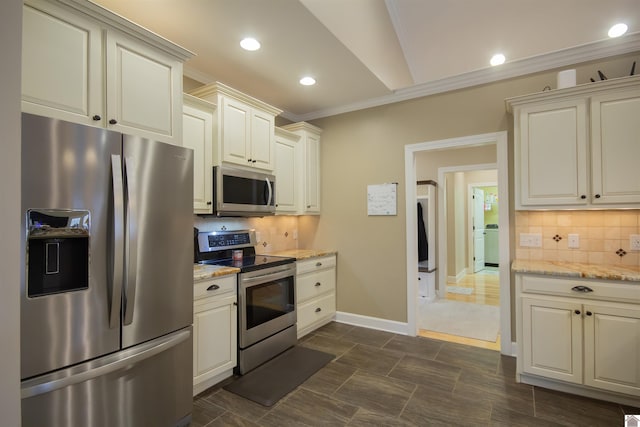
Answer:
20 113 194 427
211 165 276 216
195 229 296 374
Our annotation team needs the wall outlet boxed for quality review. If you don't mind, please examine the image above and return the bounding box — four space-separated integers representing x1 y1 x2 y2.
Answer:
520 233 542 247
568 234 579 249
631 234 640 251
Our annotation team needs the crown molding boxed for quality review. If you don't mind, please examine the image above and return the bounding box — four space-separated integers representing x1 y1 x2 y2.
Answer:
285 32 640 122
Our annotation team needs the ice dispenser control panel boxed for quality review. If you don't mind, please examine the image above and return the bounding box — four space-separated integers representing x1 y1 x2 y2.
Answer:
26 209 90 297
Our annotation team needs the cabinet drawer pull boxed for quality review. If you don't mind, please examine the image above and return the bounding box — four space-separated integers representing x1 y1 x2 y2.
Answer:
574 309 581 315
315 282 321 287
316 262 322 267
315 307 322 313
206 284 220 291
571 285 593 293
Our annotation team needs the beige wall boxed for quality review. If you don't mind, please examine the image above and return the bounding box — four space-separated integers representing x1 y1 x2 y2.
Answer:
0 0 22 423
301 52 640 324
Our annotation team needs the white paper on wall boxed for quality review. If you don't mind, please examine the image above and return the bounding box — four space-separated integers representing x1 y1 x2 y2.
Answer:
367 183 397 216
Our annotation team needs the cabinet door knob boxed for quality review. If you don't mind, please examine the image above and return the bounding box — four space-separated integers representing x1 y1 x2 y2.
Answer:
206 201 212 205
594 194 601 199
247 158 253 163
316 262 322 267
307 205 311 208
315 282 321 287
580 195 586 199
233 301 238 306
109 119 118 125
206 284 220 291
574 309 581 315
92 115 101 121
315 307 322 313
586 311 593 316
252 160 257 163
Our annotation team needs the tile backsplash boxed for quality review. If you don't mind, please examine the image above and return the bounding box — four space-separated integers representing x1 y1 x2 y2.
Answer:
515 210 640 266
193 215 300 254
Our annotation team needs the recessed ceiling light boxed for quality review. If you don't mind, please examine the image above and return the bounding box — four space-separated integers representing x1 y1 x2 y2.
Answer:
490 54 506 66
240 37 260 51
299 76 316 86
608 23 628 38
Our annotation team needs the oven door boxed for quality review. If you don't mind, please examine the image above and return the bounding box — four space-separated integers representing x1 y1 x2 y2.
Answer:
238 263 296 349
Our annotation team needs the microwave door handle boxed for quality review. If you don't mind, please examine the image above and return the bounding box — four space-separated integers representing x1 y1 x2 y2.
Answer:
110 155 124 329
123 156 138 326
266 177 273 206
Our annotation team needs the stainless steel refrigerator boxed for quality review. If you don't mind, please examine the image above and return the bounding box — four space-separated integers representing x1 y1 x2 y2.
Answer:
20 113 194 427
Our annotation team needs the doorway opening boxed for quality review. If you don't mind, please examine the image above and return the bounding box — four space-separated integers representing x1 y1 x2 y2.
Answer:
404 132 512 355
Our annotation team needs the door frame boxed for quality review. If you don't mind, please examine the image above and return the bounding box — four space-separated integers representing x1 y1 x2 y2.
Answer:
404 131 512 355
468 181 497 275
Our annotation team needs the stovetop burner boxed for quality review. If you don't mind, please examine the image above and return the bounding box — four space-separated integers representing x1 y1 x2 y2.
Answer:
194 229 295 272
198 254 294 273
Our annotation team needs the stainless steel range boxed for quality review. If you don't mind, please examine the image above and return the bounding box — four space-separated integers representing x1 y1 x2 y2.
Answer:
195 229 297 374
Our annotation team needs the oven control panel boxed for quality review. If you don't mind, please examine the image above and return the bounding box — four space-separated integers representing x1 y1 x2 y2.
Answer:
197 229 257 252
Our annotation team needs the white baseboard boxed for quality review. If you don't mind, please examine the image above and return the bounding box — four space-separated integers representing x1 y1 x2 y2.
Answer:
335 311 409 335
447 270 466 284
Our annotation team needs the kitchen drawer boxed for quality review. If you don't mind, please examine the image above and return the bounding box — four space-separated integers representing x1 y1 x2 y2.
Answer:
194 274 236 301
519 274 640 303
297 268 336 303
297 292 336 331
297 255 336 275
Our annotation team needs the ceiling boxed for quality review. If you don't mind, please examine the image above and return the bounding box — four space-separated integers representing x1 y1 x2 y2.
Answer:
93 0 640 121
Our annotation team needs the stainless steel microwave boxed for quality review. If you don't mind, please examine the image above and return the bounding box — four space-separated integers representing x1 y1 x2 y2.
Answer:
212 165 276 216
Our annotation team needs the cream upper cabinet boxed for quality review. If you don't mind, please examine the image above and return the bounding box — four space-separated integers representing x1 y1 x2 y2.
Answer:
274 127 301 214
281 122 323 215
507 75 640 209
189 82 282 171
590 88 640 204
22 0 192 145
183 95 216 214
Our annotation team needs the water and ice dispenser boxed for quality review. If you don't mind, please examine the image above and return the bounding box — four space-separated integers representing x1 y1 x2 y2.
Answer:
26 209 90 297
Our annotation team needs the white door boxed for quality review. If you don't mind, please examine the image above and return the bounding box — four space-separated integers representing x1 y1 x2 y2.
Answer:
473 188 485 272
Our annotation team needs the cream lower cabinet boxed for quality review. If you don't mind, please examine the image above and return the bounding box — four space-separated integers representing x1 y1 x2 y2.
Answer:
517 274 640 403
22 0 191 144
193 274 237 396
296 255 336 338
183 95 216 213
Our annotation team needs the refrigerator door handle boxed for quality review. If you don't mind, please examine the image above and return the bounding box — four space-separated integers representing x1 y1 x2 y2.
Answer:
21 329 191 399
110 155 124 329
123 156 138 326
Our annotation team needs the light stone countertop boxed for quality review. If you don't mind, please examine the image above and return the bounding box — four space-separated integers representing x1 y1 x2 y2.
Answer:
193 264 240 282
268 249 337 260
512 259 640 282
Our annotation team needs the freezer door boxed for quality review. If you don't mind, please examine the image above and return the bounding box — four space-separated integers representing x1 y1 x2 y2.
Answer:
20 113 122 379
122 136 194 348
21 327 193 427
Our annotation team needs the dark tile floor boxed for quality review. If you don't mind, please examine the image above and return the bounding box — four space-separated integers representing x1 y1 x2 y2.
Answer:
192 322 639 426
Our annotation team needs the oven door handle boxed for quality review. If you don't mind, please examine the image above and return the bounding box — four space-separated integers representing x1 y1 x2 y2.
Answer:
240 266 294 285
